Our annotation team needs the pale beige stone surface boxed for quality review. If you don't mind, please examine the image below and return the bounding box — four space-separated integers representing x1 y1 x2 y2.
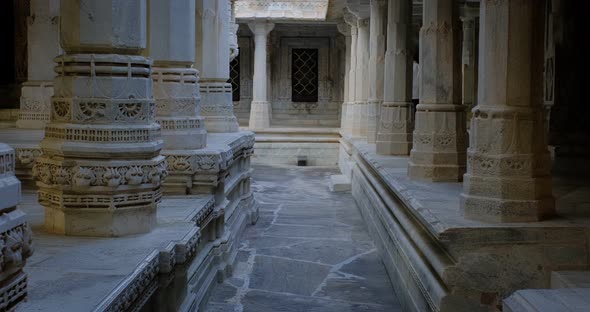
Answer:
408 0 467 182
460 0 554 222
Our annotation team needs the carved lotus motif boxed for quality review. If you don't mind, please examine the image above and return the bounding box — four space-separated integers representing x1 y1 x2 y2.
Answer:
73 167 96 186
103 168 122 187
125 166 144 185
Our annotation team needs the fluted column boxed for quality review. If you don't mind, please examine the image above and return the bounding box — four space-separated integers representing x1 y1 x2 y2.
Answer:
247 21 275 130
344 11 358 135
196 0 239 133
353 19 370 138
376 0 413 155
460 0 554 222
337 23 351 133
34 0 165 236
367 0 387 143
17 0 61 129
408 0 467 181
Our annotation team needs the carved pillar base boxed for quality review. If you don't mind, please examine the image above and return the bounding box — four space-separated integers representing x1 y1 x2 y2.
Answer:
17 82 53 129
153 67 207 150
351 101 367 138
200 82 239 133
460 108 554 222
0 143 33 311
408 105 467 181
34 54 166 237
249 101 271 130
376 102 413 155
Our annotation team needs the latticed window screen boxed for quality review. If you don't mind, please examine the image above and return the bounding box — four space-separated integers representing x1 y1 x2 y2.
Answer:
229 54 240 102
292 48 319 102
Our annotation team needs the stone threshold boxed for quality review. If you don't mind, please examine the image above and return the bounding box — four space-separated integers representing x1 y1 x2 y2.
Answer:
18 192 220 311
344 136 590 312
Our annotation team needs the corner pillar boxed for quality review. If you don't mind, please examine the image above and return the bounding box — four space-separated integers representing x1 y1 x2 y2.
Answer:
460 0 554 222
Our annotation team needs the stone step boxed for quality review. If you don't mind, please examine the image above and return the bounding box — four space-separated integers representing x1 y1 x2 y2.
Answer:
504 288 590 312
329 174 351 192
552 271 590 289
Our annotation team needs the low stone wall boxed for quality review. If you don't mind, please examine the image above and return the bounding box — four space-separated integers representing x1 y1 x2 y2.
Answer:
342 137 590 312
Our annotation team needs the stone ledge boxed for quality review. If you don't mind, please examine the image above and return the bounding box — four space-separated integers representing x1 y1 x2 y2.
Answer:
344 137 590 312
18 192 235 312
504 288 590 312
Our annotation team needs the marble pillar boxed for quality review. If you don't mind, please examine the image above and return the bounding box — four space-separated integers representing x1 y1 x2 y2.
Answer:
17 0 61 129
353 19 370 138
33 0 166 236
148 0 209 194
460 0 554 222
367 0 387 143
461 14 477 128
408 0 467 182
195 0 239 133
337 23 351 134
247 22 275 130
376 0 413 155
344 11 358 136
0 143 33 310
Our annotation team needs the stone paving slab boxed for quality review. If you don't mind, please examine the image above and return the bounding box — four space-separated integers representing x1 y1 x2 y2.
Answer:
203 165 402 312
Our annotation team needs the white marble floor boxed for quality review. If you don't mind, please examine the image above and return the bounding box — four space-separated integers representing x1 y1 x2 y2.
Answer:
204 165 402 312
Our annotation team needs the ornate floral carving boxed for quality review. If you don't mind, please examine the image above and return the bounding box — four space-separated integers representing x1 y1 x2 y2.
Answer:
77 102 107 121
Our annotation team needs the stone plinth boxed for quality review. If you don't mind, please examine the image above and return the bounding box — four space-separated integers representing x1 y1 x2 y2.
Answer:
34 0 165 237
346 137 590 312
0 143 33 311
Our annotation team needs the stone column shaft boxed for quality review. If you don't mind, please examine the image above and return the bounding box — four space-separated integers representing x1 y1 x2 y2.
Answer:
408 0 467 181
345 13 359 136
460 0 554 222
17 0 61 129
461 15 477 128
337 23 351 133
34 0 165 237
367 0 387 143
376 0 413 155
196 0 239 132
353 19 370 138
247 22 275 130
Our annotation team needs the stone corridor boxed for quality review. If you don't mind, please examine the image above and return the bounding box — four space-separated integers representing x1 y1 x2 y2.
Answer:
204 165 401 312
